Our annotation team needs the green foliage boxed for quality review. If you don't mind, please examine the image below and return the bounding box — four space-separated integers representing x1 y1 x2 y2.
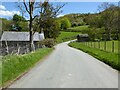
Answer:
36 1 64 39
100 5 119 40
83 4 120 40
18 21 29 31
86 27 105 41
69 42 119 70
62 13 87 27
49 19 61 38
85 15 103 28
39 39 55 48
1 18 12 31
13 14 25 22
60 17 71 30
1 15 28 32
40 19 61 39
67 25 89 32
56 31 80 43
2 48 53 87
11 14 27 31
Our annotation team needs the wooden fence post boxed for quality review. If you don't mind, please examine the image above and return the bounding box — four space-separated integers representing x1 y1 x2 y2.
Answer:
94 42 95 48
98 41 100 49
104 41 106 51
112 41 114 53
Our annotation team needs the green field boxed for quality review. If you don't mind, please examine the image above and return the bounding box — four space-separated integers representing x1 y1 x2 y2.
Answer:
82 41 118 53
2 48 53 87
56 31 80 43
69 42 119 70
67 25 89 32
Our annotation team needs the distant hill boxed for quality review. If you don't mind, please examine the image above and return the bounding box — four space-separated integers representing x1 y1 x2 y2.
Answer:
58 13 98 27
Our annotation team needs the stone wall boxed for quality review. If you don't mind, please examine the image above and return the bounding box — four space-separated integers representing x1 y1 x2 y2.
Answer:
0 41 42 56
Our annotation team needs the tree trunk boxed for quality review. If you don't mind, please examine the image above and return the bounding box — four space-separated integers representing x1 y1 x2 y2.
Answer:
29 3 35 52
29 21 35 52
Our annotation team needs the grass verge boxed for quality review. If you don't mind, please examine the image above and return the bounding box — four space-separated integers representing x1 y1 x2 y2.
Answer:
1 48 53 87
82 41 118 53
68 42 119 70
0 56 2 87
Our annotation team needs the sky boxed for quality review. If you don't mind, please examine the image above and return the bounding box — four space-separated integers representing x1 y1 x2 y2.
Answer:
0 2 119 19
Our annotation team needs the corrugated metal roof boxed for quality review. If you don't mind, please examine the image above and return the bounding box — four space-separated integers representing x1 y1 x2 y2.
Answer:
1 31 43 41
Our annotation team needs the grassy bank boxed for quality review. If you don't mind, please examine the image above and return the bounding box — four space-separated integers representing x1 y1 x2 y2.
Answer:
56 31 80 43
69 42 119 70
2 48 53 87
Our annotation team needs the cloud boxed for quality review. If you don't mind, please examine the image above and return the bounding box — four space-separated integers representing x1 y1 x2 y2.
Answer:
57 14 64 18
0 5 6 10
0 5 20 17
0 10 20 17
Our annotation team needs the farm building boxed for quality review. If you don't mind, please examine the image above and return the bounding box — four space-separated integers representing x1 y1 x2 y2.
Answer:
0 31 44 55
77 34 89 42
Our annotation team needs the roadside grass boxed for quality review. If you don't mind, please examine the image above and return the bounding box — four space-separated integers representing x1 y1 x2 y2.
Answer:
68 42 119 70
56 31 80 43
0 56 2 87
67 25 89 32
2 48 53 87
83 41 118 53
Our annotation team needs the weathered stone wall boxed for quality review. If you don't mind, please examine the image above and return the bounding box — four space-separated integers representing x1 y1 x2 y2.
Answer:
0 41 42 56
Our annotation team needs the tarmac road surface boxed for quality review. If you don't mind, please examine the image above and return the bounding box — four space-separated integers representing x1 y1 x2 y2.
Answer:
9 41 118 88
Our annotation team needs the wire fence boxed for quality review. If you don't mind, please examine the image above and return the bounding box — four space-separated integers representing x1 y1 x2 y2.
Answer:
81 41 118 53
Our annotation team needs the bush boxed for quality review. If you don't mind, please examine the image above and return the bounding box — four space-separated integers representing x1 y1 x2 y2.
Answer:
39 39 55 48
61 17 71 30
78 23 81 26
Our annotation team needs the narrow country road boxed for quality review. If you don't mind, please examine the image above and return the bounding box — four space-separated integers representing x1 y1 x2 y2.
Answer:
9 41 118 88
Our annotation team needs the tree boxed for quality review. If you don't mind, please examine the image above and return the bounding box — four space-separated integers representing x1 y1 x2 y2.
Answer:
37 1 65 38
21 0 39 51
18 0 65 50
2 18 13 31
12 14 26 31
60 17 71 30
17 2 26 17
110 6 120 40
13 14 25 22
98 2 117 40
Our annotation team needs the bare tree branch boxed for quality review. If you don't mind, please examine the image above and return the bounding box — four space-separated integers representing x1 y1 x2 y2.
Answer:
23 1 30 14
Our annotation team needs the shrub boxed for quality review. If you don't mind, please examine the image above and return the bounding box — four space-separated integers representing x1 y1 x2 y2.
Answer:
61 17 71 30
39 39 55 48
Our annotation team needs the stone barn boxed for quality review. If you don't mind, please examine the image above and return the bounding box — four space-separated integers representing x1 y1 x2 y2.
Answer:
77 34 89 42
0 31 44 55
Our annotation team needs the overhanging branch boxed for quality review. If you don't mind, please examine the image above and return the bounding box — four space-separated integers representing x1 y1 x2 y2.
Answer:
23 1 30 14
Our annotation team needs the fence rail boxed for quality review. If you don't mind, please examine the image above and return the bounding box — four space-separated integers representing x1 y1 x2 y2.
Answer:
81 41 118 53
